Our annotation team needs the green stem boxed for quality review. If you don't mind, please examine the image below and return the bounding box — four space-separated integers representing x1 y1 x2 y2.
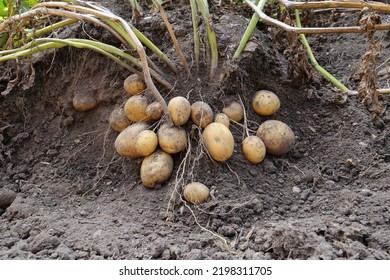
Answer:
190 0 200 74
234 0 267 59
15 18 78 48
131 25 178 73
0 38 172 89
196 0 218 80
294 8 349 93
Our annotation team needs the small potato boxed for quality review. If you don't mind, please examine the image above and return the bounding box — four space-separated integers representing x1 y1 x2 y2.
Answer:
168 96 191 126
242 136 266 164
252 90 280 116
183 182 209 204
191 101 213 128
141 149 174 188
124 94 150 122
135 130 158 157
114 122 149 158
202 122 234 162
214 113 230 128
222 101 244 122
158 123 187 154
146 102 163 120
72 95 97 112
256 120 295 155
124 74 145 95
109 107 131 132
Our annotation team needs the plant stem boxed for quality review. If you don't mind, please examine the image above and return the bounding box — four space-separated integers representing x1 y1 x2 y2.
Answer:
152 0 189 76
234 0 267 59
196 0 218 80
244 0 390 34
294 7 349 93
190 0 200 74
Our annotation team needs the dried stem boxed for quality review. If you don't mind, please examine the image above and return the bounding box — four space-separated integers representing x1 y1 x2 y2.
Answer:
280 0 390 13
245 0 390 34
152 0 190 76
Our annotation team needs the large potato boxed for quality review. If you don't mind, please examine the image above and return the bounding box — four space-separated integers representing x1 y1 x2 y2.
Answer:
135 130 158 157
158 123 187 154
141 149 174 188
124 74 145 95
242 136 266 164
252 90 280 116
168 96 191 126
183 182 209 204
72 95 97 112
202 122 234 162
124 94 150 122
222 101 244 122
256 120 295 155
109 107 131 132
191 101 213 128
114 122 149 158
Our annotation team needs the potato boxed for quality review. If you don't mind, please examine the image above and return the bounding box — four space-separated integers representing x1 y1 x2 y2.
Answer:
72 95 97 112
183 182 209 204
146 101 163 120
141 149 174 188
114 122 149 158
214 113 230 128
123 74 145 95
191 101 213 128
222 101 244 122
256 120 295 155
109 107 131 132
168 96 191 126
242 136 266 164
124 94 150 122
135 130 158 157
158 123 187 154
202 122 234 162
252 90 280 116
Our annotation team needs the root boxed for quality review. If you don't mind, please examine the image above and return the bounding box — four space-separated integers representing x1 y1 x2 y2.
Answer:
165 126 238 254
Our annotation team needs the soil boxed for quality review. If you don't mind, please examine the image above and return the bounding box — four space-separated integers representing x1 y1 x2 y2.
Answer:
0 1 389 260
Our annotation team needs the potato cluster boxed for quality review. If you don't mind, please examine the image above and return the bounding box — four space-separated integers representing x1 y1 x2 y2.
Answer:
105 75 295 204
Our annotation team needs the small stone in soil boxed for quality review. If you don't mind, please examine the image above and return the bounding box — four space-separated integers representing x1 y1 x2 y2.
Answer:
0 188 17 209
292 186 301 194
300 189 311 201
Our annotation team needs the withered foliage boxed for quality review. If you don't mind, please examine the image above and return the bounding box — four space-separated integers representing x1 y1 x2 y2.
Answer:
277 9 316 87
355 9 385 116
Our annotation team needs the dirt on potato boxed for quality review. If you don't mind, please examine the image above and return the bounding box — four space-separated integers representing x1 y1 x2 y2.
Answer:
0 1 389 260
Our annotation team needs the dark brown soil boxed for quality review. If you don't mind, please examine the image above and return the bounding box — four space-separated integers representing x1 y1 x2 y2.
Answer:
0 1 389 260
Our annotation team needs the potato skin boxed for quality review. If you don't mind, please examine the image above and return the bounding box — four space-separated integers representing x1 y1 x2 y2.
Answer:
72 95 97 112
214 113 230 128
191 101 213 128
256 120 295 155
202 122 234 162
242 136 266 164
109 107 131 132
146 102 163 120
168 96 191 126
252 90 280 116
135 130 158 157
114 122 149 158
124 94 150 122
141 149 174 188
123 74 145 95
158 123 187 154
222 101 244 122
183 182 209 204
